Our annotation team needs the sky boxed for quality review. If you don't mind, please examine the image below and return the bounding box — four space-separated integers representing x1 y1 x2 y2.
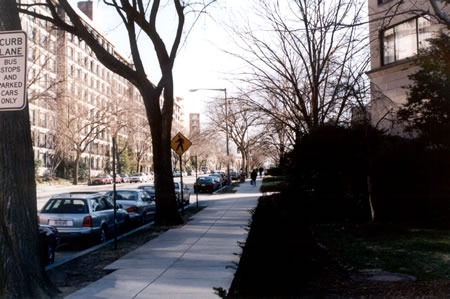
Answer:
86 0 252 126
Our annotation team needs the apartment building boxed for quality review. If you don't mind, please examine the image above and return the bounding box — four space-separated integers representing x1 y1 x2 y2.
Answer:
367 0 448 134
21 1 172 176
189 113 200 135
173 96 185 132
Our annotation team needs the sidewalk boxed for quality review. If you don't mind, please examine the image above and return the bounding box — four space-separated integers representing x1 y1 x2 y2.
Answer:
66 178 262 299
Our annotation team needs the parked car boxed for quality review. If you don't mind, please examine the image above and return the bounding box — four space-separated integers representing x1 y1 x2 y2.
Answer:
209 173 226 186
145 173 154 181
113 174 122 184
174 181 190 205
106 189 155 225
38 192 129 243
120 174 130 183
91 174 113 185
137 185 156 201
172 171 181 177
129 173 146 183
194 176 221 193
187 170 193 176
209 175 222 186
230 169 239 180
38 224 60 265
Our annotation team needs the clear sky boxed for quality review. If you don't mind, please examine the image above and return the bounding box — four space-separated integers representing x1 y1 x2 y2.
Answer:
87 0 251 125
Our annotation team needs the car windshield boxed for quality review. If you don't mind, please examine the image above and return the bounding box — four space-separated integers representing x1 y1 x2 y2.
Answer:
113 191 138 201
42 199 88 214
197 177 213 183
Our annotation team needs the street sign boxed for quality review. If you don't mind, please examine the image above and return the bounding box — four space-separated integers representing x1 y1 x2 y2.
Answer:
0 31 27 111
171 132 192 156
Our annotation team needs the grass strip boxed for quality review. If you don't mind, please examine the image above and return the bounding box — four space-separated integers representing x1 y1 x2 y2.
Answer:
313 224 450 280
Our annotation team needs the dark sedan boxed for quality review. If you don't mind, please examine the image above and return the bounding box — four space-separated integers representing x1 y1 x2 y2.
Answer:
194 176 221 193
38 224 60 265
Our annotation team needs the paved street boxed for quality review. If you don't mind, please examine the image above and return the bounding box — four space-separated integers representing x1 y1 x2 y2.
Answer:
36 176 197 211
65 179 261 298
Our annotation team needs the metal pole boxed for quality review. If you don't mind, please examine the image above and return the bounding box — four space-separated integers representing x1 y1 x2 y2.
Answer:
224 89 231 186
194 156 198 208
112 137 117 250
179 154 184 215
88 144 91 185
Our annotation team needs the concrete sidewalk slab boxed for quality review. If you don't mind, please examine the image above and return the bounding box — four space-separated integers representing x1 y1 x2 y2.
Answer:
66 178 261 298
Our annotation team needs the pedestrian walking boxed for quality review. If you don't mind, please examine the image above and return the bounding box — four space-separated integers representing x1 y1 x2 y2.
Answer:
250 169 257 186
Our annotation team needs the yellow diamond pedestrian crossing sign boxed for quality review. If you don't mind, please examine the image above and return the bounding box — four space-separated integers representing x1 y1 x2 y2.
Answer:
171 132 192 156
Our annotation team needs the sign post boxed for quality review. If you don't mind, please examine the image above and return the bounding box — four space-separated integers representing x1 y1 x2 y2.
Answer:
171 132 192 215
192 156 198 208
0 31 27 111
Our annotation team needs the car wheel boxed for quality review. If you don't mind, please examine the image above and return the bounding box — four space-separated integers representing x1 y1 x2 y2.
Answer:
123 216 131 232
99 226 107 243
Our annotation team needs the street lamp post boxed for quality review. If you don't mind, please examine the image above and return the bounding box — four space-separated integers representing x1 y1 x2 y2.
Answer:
189 88 231 186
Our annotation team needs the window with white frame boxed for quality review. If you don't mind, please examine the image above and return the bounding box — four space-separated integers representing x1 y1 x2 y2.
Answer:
382 16 432 65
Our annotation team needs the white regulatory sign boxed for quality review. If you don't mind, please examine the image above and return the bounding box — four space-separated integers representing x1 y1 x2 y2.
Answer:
0 31 27 111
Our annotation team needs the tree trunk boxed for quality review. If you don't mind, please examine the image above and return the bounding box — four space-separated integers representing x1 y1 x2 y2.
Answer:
136 157 141 173
0 1 58 297
73 151 80 185
240 148 246 174
143 86 182 226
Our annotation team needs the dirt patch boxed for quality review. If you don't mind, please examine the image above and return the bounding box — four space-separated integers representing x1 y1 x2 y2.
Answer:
47 207 203 298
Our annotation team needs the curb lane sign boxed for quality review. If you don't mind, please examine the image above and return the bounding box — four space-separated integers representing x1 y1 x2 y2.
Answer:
0 31 27 111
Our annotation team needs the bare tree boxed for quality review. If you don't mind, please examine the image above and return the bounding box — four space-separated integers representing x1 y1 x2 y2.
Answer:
109 88 136 174
0 0 57 296
187 129 217 172
18 0 216 225
131 121 153 173
57 95 109 184
206 96 265 174
229 0 370 136
260 120 292 166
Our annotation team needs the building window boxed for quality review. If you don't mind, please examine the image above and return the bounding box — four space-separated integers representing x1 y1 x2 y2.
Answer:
30 110 35 125
39 112 47 128
39 132 46 148
382 17 432 65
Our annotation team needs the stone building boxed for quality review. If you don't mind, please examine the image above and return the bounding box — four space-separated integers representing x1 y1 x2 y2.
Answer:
21 0 185 177
367 0 449 134
189 113 200 135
